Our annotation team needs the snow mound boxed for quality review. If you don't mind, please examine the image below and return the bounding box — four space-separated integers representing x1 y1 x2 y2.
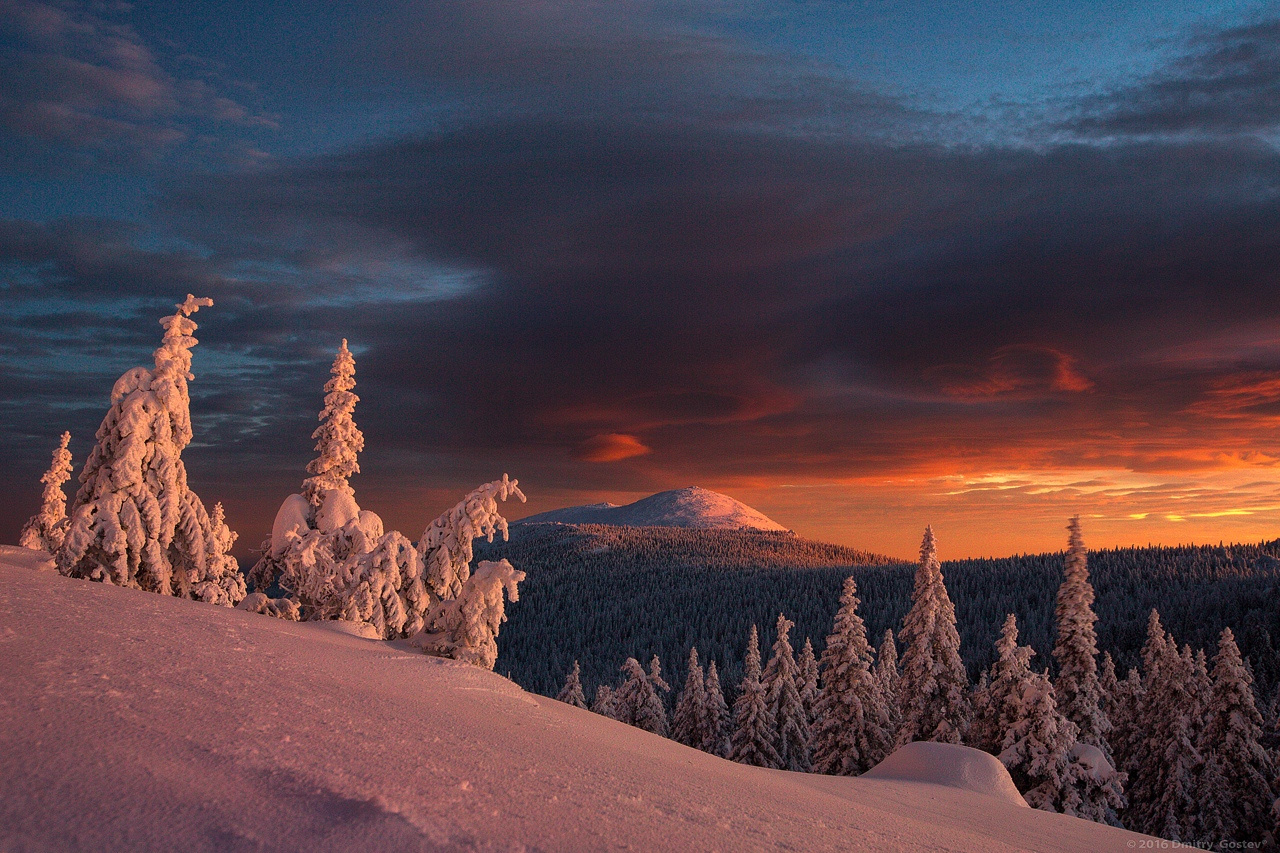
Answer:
269 493 310 557
518 486 788 531
0 545 55 573
863 742 1029 807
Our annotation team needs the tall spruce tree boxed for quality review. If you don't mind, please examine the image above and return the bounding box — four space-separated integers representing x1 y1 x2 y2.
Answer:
58 295 244 606
896 526 970 745
672 648 707 748
1053 516 1111 756
730 625 781 768
301 339 364 509
763 614 811 772
615 657 668 736
19 431 73 553
702 660 731 757
811 577 891 775
876 628 901 743
1199 628 1274 845
797 638 820 728
1125 612 1202 841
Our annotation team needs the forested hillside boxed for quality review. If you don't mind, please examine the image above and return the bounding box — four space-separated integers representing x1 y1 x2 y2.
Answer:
485 524 1280 701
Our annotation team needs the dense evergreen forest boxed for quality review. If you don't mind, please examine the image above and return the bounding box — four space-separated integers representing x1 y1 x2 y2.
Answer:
483 523 1280 702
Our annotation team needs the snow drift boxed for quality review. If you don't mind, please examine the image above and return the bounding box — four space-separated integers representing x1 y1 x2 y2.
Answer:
517 486 789 531
0 555 1151 851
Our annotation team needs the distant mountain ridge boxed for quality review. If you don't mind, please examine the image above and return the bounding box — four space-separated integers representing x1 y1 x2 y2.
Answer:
516 486 790 532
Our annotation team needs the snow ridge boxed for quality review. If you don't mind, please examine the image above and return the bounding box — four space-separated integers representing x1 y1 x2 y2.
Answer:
518 486 788 532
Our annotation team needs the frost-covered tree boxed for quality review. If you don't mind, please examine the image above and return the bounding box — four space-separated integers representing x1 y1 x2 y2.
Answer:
648 654 671 698
730 625 781 768
1198 628 1274 845
896 526 970 746
702 660 731 757
20 432 74 553
301 339 364 509
1000 669 1080 814
1053 517 1111 757
615 656 668 736
418 475 526 602
763 613 811 772
797 638 819 727
811 577 890 775
672 648 707 748
971 615 1035 755
411 558 525 670
198 502 246 606
1125 611 1202 841
58 295 243 606
557 660 588 709
591 684 617 719
876 628 901 742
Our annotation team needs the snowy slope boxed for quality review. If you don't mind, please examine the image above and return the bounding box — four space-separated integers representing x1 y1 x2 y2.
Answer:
0 556 1150 852
518 486 790 532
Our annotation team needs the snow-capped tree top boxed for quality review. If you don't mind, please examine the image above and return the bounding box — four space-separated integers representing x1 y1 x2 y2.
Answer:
302 339 365 507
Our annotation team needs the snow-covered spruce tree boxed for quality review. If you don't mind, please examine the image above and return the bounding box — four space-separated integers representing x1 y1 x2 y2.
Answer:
249 342 527 661
557 660 589 709
1053 517 1111 757
1098 651 1119 725
410 558 525 670
591 684 617 719
971 614 1035 755
875 628 901 742
58 295 244 606
19 431 73 553
672 648 707 748
301 339 364 509
615 656 668 736
763 613 811 772
200 502 247 606
797 637 820 727
1198 628 1275 845
896 526 970 746
702 660 731 757
730 625 781 768
999 668 1081 814
1125 612 1202 841
811 577 891 776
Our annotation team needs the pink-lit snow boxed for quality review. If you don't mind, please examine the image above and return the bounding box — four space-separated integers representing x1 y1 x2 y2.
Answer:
0 553 1150 851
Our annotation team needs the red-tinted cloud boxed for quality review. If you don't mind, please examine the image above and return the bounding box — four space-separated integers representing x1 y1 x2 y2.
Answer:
573 433 652 463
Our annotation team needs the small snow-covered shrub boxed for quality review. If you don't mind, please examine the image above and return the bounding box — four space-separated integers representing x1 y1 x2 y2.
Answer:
19 432 73 554
236 592 302 621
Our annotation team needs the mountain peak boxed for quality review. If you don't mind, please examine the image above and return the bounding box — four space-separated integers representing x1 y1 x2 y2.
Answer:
517 487 789 532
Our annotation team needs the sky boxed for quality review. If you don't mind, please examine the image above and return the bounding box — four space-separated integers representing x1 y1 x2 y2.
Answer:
2 0 1280 560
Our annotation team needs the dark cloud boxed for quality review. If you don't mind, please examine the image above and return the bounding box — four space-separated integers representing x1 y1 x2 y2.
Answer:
4 3 1280 556
1064 17 1280 138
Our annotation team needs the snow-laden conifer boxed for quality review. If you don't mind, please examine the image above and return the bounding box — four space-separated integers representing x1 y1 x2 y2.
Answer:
648 654 671 697
730 625 781 768
876 628 901 741
418 474 526 601
702 660 731 757
896 526 970 746
971 615 1035 754
797 637 819 726
557 661 589 709
1125 612 1202 841
811 577 890 775
198 502 246 605
20 432 74 553
615 657 668 736
1053 517 1111 757
58 296 243 605
1198 628 1275 845
301 339 364 509
1000 669 1081 813
672 648 707 748
763 613 811 771
411 558 525 670
591 684 617 719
